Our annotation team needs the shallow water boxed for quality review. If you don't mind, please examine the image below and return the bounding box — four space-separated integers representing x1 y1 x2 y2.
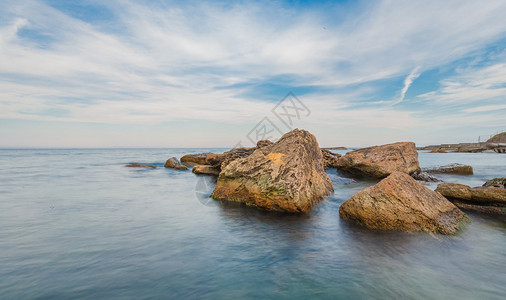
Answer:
0 149 505 299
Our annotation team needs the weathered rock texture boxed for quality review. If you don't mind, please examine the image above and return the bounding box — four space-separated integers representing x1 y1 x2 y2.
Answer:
410 171 442 182
425 163 473 175
206 147 256 171
192 165 221 176
321 149 342 169
180 153 213 165
336 142 420 178
436 183 506 206
211 129 334 213
483 177 506 189
339 172 467 234
164 157 188 170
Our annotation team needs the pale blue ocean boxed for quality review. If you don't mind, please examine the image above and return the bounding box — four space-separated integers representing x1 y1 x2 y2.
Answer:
0 149 505 299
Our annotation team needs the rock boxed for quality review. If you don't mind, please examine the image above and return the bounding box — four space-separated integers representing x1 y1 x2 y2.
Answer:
180 153 214 165
321 149 342 169
425 163 473 175
192 165 221 176
257 140 273 148
211 129 334 213
125 163 156 168
339 172 467 234
430 148 447 153
335 142 420 178
206 147 256 170
164 157 188 170
483 177 506 188
410 171 442 182
487 132 506 143
436 183 506 204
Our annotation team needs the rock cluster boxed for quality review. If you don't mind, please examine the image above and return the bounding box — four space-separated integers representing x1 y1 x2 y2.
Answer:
164 157 188 170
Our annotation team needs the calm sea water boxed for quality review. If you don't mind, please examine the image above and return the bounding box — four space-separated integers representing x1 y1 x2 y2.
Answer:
0 149 505 299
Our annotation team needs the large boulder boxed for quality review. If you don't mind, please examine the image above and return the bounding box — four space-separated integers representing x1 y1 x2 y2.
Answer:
164 157 188 170
425 163 473 175
321 149 341 169
180 153 214 165
206 147 256 170
211 129 334 213
339 172 467 234
336 142 420 178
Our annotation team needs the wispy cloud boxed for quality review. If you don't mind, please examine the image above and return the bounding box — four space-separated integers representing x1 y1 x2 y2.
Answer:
393 66 421 105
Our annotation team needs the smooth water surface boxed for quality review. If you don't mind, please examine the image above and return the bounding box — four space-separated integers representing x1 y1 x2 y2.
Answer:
1 149 505 299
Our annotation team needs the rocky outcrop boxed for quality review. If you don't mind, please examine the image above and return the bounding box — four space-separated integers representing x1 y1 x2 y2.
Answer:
425 163 473 175
335 142 420 178
430 148 447 153
164 157 188 170
256 140 273 148
339 172 467 234
180 153 214 165
125 163 156 168
192 165 220 176
483 177 506 188
321 149 341 169
211 129 334 213
436 182 506 215
487 132 506 143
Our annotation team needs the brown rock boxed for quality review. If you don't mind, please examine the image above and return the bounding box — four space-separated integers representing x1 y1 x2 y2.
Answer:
430 148 447 153
483 177 506 189
425 163 473 175
164 157 188 170
192 165 220 176
211 129 334 213
257 140 273 148
321 149 342 169
339 172 467 234
180 153 214 165
335 142 420 178
436 183 506 204
206 147 256 170
125 163 156 168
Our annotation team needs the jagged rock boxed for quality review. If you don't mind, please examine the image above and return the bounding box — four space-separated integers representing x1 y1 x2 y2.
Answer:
411 171 442 182
335 142 420 178
257 140 273 148
321 149 342 169
206 147 256 170
180 153 214 165
125 163 156 168
483 177 506 188
192 165 220 176
211 129 334 213
164 157 188 170
339 172 467 234
425 163 473 175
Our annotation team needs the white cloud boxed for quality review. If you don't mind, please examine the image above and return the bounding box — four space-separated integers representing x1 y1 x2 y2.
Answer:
393 66 421 105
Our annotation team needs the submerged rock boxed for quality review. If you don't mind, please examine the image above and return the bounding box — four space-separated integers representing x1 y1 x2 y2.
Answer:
180 153 214 165
410 171 442 182
125 163 156 168
335 142 420 178
192 165 221 176
164 157 188 170
321 149 342 169
425 163 473 175
436 182 506 205
339 172 467 234
430 148 447 153
211 129 334 213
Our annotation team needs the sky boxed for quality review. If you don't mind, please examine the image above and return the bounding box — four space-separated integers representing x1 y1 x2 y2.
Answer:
0 0 505 148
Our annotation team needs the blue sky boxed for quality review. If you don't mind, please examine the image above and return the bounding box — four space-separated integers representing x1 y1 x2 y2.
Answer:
0 0 505 148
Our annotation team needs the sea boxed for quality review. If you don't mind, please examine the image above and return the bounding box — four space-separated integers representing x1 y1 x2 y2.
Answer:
0 148 505 299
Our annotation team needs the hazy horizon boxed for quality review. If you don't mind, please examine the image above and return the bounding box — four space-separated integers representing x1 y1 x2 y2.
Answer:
1 0 505 148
